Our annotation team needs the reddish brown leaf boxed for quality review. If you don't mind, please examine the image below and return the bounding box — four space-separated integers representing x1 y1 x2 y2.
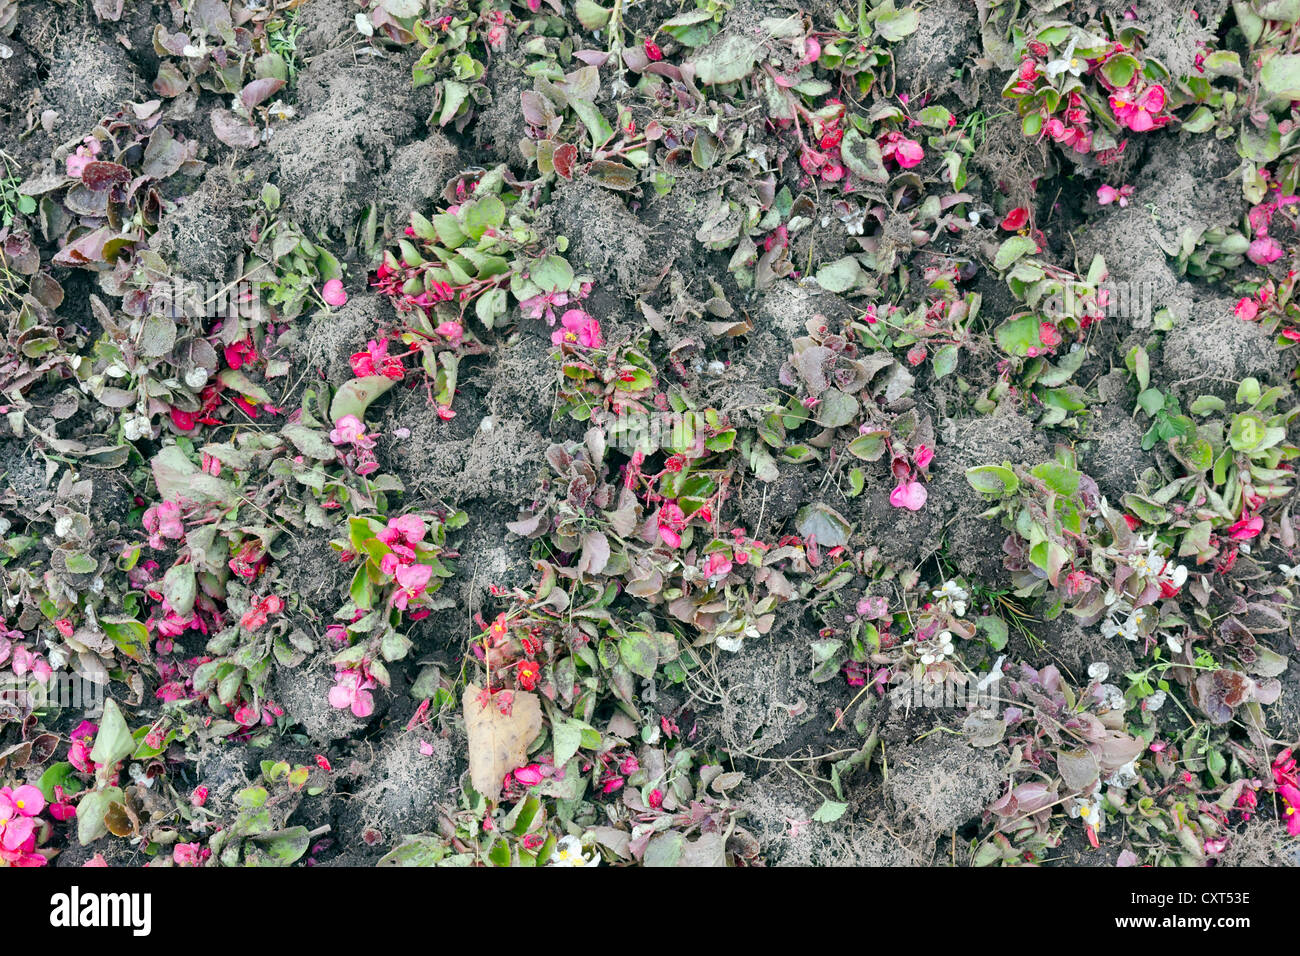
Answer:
81 161 132 192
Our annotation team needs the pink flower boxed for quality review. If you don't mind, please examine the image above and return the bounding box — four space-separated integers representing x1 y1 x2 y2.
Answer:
1038 322 1062 349
349 338 405 380
1110 84 1166 132
1279 783 1300 836
551 309 604 349
889 481 928 511
657 502 686 549
329 414 367 446
1227 515 1263 540
239 594 284 632
1235 296 1260 321
1097 184 1134 207
224 338 256 371
328 668 376 718
65 138 100 178
434 321 464 347
913 444 934 470
702 551 733 581
173 842 208 867
191 786 209 808
514 764 544 786
143 499 186 549
321 279 348 307
380 514 426 547
393 562 433 609
880 131 924 168
68 720 97 773
1248 235 1284 265
8 785 44 817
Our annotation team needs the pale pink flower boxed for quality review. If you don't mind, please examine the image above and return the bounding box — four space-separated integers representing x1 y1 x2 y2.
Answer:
889 481 928 511
321 279 348 307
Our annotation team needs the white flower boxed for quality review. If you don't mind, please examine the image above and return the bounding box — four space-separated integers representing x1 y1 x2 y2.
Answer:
123 416 152 441
934 581 970 603
1165 563 1187 589
185 367 210 388
1101 605 1146 642
1068 791 1105 831
920 653 935 666
1280 563 1300 584
1166 633 1183 654
1087 661 1110 682
1106 760 1139 789
1045 41 1086 80
549 834 600 867
1097 683 1125 712
1144 689 1167 712
951 600 967 618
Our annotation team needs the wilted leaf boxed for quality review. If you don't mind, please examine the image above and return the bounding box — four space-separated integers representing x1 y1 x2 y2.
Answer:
691 33 760 84
795 502 853 548
211 109 260 149
463 684 543 801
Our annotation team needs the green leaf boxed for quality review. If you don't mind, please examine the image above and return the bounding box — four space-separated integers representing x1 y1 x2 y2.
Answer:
872 1 919 41
994 314 1042 357
812 799 849 823
692 33 760 84
552 718 586 767
529 254 574 293
795 503 853 548
1190 395 1225 416
965 464 1019 496
37 762 81 803
815 256 863 293
460 195 506 240
1261 54 1300 101
847 432 887 461
64 552 98 574
1029 461 1080 497
573 0 611 29
77 788 124 846
1137 388 1165 416
568 97 614 147
103 618 149 661
977 615 1009 651
620 631 659 679
329 375 396 424
932 343 959 379
90 701 134 768
163 563 197 618
840 127 889 183
994 236 1038 270
814 388 859 428
246 827 312 866
438 81 470 126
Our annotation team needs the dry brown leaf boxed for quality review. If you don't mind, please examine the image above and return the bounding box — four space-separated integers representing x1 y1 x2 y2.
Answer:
463 683 543 801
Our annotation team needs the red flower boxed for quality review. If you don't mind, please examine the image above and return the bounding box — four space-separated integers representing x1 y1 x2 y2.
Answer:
170 408 197 432
1000 207 1029 231
517 660 540 691
644 38 663 61
224 338 256 371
